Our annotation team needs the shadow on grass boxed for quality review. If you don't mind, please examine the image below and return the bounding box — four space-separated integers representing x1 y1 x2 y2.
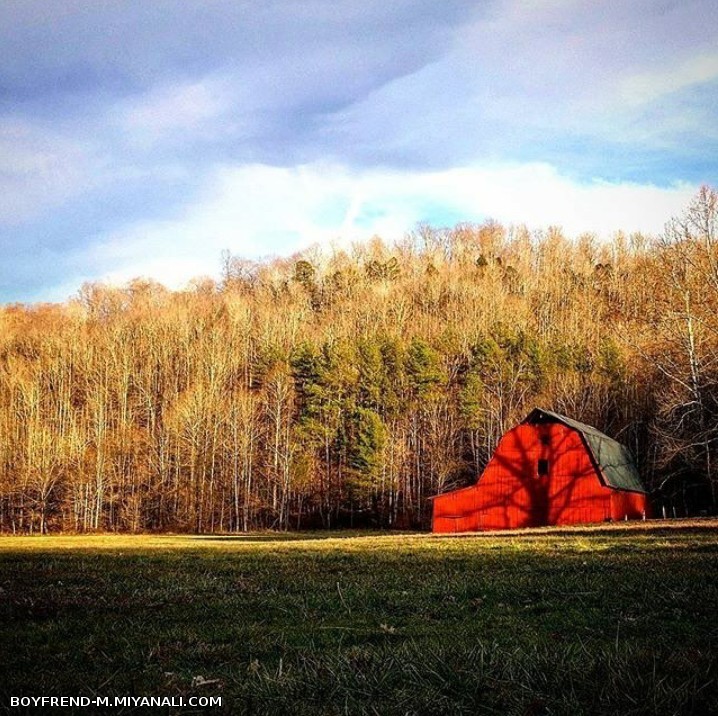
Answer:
2 521 717 715
189 518 718 543
433 519 718 540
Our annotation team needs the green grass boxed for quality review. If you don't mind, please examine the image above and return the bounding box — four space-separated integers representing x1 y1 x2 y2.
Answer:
1 521 717 715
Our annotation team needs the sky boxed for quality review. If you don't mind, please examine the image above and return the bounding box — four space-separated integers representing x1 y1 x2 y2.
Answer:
1 0 717 303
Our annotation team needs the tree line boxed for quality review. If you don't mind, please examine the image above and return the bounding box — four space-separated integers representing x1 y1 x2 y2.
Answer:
1 187 717 532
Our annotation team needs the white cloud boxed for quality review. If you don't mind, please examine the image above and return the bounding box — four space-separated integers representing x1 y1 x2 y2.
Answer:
323 0 718 162
77 161 697 294
120 77 233 145
0 119 93 224
620 51 718 107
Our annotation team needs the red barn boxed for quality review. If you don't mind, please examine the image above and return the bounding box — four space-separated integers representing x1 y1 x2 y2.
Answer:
432 408 649 532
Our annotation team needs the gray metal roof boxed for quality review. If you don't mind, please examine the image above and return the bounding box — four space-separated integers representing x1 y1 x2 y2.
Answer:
523 408 647 494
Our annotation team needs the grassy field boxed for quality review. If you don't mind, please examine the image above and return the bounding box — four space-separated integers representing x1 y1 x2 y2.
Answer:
1 521 717 715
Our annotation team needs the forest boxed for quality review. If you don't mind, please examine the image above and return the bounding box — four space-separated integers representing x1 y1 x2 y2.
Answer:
1 187 716 533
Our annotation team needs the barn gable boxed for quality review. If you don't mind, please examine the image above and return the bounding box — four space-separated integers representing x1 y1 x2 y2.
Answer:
523 408 646 494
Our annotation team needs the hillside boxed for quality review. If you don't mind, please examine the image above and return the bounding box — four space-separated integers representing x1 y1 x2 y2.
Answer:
1 188 717 532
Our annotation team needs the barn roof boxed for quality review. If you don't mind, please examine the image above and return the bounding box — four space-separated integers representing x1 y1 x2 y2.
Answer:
523 408 647 494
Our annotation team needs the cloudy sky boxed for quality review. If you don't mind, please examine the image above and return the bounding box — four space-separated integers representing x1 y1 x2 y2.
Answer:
2 0 717 303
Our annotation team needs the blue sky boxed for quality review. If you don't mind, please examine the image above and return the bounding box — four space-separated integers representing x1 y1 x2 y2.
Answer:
1 0 717 303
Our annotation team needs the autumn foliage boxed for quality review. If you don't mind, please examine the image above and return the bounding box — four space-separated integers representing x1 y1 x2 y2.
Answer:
1 188 717 532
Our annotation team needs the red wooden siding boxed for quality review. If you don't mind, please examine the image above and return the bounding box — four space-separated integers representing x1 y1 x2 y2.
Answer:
610 490 648 521
432 421 648 532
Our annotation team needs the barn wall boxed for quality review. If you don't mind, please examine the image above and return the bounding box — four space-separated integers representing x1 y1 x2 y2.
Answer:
546 424 613 526
610 490 649 520
470 423 614 529
431 486 481 533
470 424 542 530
